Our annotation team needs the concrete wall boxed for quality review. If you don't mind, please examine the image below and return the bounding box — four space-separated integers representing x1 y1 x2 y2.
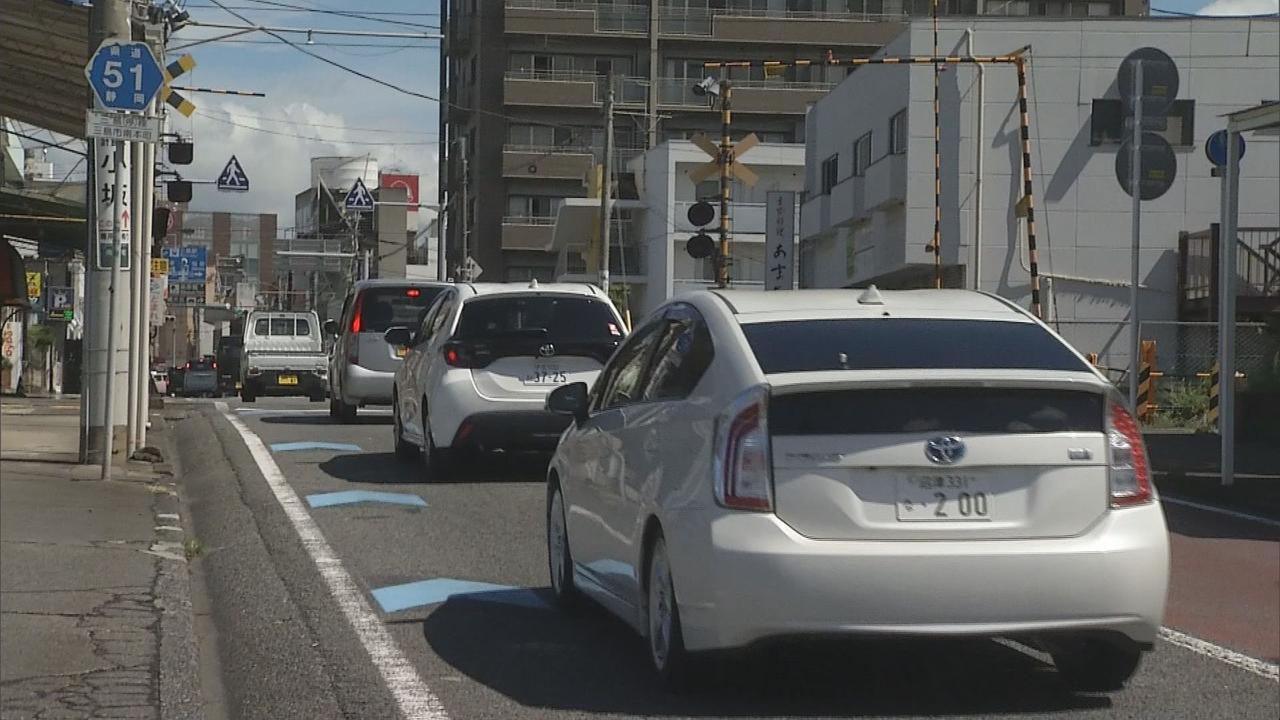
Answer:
801 17 1280 334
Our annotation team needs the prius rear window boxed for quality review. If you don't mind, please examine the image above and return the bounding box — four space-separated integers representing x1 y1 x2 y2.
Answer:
742 319 1089 374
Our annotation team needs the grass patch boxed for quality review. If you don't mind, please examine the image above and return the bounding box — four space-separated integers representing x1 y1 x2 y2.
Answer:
183 538 204 561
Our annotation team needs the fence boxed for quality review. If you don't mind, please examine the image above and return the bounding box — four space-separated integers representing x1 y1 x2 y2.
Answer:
1054 319 1279 428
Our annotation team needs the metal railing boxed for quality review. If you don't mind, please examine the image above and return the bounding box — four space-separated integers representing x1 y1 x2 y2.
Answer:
504 0 649 32
502 215 558 226
654 77 834 107
656 6 905 36
1180 226 1280 311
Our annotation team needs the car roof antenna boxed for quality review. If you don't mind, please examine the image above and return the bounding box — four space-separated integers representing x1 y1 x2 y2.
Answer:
529 278 539 289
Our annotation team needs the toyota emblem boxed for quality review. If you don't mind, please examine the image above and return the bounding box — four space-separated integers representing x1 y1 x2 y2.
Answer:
538 344 556 357
924 436 966 465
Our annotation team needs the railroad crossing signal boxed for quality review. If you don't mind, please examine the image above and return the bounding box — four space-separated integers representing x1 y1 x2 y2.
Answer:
85 40 165 112
687 132 760 186
161 54 197 117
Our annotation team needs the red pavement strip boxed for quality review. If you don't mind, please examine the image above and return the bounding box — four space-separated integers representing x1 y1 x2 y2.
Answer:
1161 497 1280 674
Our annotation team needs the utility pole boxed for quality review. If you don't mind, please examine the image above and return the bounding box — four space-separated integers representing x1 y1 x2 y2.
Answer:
598 74 615 294
84 0 133 474
717 79 733 289
459 145 469 280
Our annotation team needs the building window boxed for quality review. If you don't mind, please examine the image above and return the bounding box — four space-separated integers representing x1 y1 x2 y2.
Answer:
506 195 564 219
1090 99 1195 147
820 154 839 194
505 266 555 282
852 132 872 177
889 109 908 155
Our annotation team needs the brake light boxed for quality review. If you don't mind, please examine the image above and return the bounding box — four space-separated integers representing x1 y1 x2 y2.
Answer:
351 292 364 334
1107 401 1153 508
185 362 191 369
406 288 421 297
442 341 492 369
212 361 218 369
713 385 773 511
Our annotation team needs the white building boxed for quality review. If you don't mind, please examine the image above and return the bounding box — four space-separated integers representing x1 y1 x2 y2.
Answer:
800 17 1279 363
549 140 805 320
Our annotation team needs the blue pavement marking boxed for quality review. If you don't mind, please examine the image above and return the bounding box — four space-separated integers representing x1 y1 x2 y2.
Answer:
305 491 427 509
270 441 363 453
370 578 550 614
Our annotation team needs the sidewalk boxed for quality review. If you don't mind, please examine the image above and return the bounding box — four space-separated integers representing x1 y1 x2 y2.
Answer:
0 397 202 719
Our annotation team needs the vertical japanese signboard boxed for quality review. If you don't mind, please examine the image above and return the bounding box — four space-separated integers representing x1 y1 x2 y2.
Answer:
94 139 131 271
765 191 795 291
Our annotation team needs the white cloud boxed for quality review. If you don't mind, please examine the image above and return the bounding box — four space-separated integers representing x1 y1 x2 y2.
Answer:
1197 0 1278 15
176 85 437 229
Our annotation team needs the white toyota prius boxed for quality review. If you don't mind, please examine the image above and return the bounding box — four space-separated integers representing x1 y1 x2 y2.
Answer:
544 287 1169 691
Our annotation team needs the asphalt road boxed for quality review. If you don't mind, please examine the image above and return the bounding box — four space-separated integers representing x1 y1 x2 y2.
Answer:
173 396 1280 720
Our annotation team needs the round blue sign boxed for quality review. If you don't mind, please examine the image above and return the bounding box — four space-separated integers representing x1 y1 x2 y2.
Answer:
1205 129 1246 167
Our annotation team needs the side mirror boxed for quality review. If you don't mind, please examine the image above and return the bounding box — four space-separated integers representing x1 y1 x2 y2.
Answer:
323 319 338 336
383 326 413 347
546 382 589 424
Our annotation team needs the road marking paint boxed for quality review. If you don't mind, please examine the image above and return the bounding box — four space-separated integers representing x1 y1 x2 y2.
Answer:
371 578 550 614
1155 470 1280 481
306 491 427 509
1159 627 1279 682
215 401 449 720
154 525 184 532
157 513 180 521
269 441 363 453
1161 495 1280 529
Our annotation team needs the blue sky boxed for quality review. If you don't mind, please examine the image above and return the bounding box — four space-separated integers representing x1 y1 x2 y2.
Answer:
158 0 442 224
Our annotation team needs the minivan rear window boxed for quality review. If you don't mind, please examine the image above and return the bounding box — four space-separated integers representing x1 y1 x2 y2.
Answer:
358 286 445 333
455 296 622 342
742 319 1090 374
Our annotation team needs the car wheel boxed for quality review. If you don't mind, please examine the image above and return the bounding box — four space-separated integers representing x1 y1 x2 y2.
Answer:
646 534 693 689
328 393 340 418
421 404 451 481
547 480 580 610
393 398 418 462
1049 636 1143 692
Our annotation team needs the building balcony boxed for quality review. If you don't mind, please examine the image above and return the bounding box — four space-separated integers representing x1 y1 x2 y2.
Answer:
501 216 557 251
503 145 595 181
656 6 904 45
654 78 835 115
862 151 907 213
504 0 649 36
504 71 647 108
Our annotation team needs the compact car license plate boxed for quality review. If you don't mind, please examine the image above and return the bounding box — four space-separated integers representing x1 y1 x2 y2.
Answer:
522 365 567 385
277 374 298 386
896 474 992 522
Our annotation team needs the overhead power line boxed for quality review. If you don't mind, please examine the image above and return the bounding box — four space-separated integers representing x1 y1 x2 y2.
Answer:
194 110 438 145
184 3 440 16
240 0 441 30
198 108 434 135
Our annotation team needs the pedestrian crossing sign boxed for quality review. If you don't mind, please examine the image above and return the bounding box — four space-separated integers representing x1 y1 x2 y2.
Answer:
344 177 375 212
217 155 250 192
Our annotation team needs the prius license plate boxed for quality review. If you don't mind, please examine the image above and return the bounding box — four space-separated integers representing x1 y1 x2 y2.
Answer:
277 375 298 386
896 474 992 522
522 365 567 385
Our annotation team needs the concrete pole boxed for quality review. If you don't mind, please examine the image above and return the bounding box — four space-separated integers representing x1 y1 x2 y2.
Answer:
84 0 133 469
126 140 143 455
967 29 985 291
1128 60 1142 413
137 124 156 445
646 0 660 149
1218 129 1240 486
599 74 615 294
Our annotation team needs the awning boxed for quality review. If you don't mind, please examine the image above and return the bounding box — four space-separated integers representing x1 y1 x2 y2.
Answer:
0 0 92 139
1 237 28 307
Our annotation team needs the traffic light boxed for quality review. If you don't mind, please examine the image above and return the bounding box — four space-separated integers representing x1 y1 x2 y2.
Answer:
685 201 715 260
168 141 193 165
167 180 192 203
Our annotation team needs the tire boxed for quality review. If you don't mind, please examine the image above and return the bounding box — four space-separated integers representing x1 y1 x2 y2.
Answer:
546 480 581 610
1050 636 1143 692
420 403 451 481
328 394 340 419
646 534 695 690
330 394 357 422
392 397 418 462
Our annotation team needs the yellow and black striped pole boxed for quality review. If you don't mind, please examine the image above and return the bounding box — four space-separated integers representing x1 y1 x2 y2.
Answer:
1207 359 1221 427
1014 56 1043 320
1136 340 1157 422
717 80 733 289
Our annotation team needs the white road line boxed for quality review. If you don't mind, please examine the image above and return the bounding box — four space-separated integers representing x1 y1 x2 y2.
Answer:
1159 627 1279 682
1161 496 1280 529
215 401 449 720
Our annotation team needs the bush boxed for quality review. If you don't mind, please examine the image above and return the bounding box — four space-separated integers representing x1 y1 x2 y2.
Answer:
1149 377 1213 431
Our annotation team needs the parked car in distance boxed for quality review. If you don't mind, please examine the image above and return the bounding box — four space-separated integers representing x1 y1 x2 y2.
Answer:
544 287 1170 691
390 281 626 477
326 279 451 421
240 311 327 403
180 357 219 397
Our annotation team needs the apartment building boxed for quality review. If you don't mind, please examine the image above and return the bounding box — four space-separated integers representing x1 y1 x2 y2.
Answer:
439 0 1149 284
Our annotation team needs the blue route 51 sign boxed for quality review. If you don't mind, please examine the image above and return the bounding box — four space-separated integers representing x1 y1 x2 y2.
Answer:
85 40 164 112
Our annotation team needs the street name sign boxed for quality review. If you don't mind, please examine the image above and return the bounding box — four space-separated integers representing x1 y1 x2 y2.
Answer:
86 109 164 143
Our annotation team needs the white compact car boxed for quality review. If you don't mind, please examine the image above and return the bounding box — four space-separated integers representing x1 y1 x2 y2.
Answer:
544 287 1170 691
389 281 626 476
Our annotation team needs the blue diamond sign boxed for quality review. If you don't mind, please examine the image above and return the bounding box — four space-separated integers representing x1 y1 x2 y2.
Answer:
85 40 164 113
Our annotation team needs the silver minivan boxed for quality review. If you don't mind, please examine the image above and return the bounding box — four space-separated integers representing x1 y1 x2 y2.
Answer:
326 279 450 421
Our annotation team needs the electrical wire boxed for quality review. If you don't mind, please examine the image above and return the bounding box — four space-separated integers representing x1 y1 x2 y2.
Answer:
3 129 87 157
194 110 437 145
184 3 440 16
199 108 434 135
169 37 435 47
239 0 440 30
